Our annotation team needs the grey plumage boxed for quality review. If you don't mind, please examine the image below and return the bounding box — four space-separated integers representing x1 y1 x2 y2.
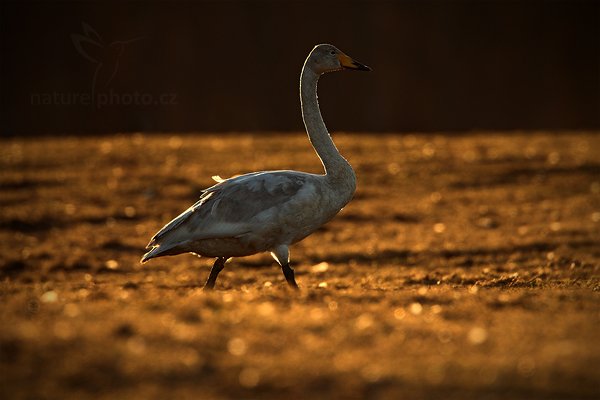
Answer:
141 44 371 289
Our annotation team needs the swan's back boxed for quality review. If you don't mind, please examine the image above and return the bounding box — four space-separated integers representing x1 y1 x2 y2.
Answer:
142 170 329 261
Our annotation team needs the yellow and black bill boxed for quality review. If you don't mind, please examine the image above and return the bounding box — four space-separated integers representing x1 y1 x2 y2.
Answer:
338 53 372 71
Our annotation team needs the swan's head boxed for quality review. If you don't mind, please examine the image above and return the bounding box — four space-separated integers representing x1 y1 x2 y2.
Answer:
307 44 372 75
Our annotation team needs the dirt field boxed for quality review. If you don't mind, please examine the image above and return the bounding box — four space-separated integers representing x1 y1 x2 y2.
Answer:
1 132 599 399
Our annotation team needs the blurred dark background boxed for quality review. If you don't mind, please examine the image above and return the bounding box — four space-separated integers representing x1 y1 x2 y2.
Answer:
1 0 598 135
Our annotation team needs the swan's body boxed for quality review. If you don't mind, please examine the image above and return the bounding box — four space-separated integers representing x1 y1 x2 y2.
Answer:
141 44 371 289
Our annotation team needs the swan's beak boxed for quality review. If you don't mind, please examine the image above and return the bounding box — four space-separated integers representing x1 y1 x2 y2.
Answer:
338 53 372 71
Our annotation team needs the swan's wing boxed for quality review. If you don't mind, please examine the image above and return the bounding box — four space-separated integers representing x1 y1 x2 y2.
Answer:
202 171 310 222
145 191 214 247
146 171 310 248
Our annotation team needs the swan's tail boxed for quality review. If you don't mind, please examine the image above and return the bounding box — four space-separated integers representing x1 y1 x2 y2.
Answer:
140 246 166 264
140 242 184 264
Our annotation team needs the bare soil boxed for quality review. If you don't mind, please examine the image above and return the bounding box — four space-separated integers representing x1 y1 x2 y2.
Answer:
1 132 599 399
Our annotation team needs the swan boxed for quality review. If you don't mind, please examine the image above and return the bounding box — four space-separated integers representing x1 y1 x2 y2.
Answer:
141 44 371 289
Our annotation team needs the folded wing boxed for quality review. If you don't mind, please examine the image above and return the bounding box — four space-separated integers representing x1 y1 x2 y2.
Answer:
142 171 310 261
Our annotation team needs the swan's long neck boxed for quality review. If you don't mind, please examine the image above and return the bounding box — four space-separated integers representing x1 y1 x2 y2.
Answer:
300 66 355 188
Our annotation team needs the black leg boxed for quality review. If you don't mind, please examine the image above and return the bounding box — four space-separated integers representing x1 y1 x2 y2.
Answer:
203 257 227 290
281 263 299 289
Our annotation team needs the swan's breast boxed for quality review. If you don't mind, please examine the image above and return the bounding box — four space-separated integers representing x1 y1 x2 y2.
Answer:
263 178 350 244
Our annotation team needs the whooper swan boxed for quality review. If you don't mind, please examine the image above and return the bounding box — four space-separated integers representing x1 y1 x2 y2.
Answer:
141 44 371 289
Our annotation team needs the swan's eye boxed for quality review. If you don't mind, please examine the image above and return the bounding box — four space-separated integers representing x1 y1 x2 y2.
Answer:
330 50 336 55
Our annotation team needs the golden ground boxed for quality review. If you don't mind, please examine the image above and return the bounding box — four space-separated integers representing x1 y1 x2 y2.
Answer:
1 132 599 399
